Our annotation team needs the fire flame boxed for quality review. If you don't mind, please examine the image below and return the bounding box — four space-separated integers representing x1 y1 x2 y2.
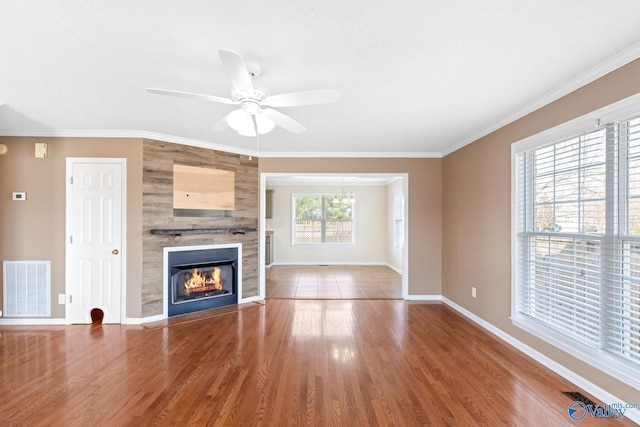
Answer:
184 267 223 294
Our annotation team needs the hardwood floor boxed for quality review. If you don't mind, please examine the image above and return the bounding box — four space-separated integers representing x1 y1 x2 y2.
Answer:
0 300 635 426
266 265 402 299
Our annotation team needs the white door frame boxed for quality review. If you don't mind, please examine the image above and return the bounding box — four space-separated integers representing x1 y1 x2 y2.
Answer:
65 157 127 324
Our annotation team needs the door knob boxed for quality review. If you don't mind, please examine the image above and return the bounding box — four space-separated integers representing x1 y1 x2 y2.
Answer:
112 249 119 255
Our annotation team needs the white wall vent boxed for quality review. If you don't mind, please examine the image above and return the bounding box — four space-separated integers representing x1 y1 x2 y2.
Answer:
3 261 51 317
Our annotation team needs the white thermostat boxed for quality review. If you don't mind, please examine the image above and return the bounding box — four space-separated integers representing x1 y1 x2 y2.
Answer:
12 192 26 201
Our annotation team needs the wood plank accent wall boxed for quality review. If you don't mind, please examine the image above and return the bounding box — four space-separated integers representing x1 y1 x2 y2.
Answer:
142 139 259 317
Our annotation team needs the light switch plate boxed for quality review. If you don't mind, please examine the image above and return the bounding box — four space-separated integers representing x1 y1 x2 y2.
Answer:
35 142 47 158
12 192 26 201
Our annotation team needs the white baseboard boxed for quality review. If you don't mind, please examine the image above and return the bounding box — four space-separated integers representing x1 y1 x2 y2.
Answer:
403 294 442 301
124 314 165 325
0 318 68 325
271 261 387 266
441 297 640 425
270 261 401 274
386 263 402 274
240 295 264 304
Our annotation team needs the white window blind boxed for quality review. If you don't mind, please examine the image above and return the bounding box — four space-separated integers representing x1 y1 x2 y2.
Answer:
515 113 640 387
610 117 640 365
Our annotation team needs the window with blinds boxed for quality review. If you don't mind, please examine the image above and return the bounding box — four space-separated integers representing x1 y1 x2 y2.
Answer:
515 113 640 387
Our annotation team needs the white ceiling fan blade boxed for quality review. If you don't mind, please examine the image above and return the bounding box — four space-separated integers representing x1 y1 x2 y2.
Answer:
218 49 254 94
146 88 236 105
262 90 340 107
262 108 306 134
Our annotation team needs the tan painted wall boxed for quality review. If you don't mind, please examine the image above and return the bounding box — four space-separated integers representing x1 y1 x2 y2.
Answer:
0 136 143 318
259 158 442 295
442 58 640 401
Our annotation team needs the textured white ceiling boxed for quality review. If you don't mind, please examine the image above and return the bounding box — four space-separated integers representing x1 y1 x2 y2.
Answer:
1 1 640 157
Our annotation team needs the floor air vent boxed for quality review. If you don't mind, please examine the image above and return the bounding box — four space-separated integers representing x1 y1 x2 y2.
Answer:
3 261 51 317
562 391 599 407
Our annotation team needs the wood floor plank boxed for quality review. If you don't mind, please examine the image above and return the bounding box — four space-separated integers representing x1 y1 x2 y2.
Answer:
0 300 637 426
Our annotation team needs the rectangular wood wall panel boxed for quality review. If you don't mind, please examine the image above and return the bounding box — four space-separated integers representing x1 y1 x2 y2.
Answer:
173 164 235 210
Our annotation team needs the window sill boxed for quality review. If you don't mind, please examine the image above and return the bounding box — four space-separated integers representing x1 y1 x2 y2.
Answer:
511 314 640 390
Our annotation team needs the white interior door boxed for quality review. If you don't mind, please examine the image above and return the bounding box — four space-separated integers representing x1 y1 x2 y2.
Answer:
67 159 125 324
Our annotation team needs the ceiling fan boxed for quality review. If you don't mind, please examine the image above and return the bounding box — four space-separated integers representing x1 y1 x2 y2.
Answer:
146 49 340 137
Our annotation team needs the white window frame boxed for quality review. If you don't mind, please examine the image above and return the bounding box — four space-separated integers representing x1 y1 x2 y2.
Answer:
291 193 355 246
511 93 640 390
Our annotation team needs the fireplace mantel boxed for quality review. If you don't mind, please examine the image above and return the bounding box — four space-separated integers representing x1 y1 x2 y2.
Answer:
150 227 257 237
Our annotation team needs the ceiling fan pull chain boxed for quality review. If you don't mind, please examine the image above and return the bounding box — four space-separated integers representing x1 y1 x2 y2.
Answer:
249 114 260 160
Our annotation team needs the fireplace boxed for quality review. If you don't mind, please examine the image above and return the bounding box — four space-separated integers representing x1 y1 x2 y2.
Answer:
164 244 241 317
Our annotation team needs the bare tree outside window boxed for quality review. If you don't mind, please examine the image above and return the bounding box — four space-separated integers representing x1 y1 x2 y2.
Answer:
533 130 607 234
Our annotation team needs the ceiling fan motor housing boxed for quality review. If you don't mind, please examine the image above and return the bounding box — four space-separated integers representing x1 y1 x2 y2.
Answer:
244 60 261 77
233 88 267 116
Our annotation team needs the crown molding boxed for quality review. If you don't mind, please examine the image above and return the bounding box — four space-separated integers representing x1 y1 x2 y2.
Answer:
442 40 640 157
0 129 442 158
256 151 442 158
0 129 139 138
139 131 255 156
0 129 256 156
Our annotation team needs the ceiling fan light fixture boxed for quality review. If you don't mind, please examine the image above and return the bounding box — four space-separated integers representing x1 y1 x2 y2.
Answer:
237 127 256 137
255 111 275 134
227 108 276 136
227 109 254 135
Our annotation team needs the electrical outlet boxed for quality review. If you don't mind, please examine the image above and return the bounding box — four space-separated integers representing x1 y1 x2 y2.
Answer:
471 287 477 298
58 294 66 304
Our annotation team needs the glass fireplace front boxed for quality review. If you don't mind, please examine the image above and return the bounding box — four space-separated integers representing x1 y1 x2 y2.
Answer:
171 261 234 304
166 246 239 317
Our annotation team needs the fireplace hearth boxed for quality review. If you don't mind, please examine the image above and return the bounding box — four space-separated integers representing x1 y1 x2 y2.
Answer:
164 244 241 317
